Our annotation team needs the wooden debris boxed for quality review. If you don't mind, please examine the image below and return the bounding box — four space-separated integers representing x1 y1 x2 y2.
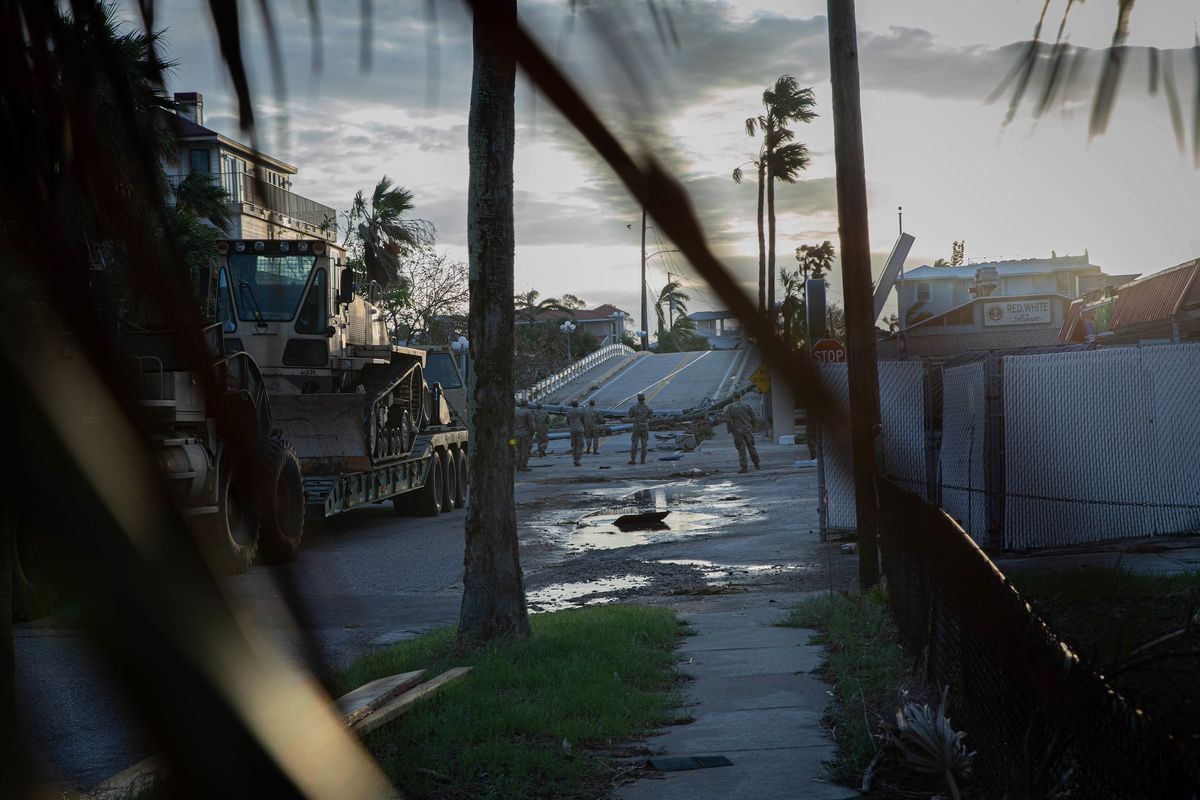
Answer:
337 669 427 727
351 667 473 736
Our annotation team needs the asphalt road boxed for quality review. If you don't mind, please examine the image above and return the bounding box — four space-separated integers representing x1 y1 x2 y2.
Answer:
584 349 748 413
14 428 837 791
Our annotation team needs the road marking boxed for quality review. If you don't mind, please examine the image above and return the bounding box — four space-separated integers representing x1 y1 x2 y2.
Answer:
607 351 712 410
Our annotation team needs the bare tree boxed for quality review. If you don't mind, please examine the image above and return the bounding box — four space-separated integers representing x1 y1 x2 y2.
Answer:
459 0 531 642
380 246 469 344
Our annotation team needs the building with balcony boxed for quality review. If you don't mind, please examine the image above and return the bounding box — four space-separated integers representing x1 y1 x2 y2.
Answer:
165 92 336 242
880 252 1139 358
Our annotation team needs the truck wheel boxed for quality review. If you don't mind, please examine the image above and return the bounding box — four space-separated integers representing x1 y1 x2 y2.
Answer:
256 438 305 564
198 454 259 575
454 450 469 509
414 451 443 517
440 449 456 512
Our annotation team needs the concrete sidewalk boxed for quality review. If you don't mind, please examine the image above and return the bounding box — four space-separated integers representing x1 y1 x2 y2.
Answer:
617 595 856 800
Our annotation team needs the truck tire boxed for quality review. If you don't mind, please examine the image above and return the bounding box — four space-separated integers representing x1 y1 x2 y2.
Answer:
454 449 468 509
198 454 259 575
440 449 456 512
414 451 443 517
256 438 305 564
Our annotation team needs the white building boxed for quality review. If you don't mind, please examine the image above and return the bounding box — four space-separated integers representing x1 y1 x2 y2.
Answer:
884 252 1138 357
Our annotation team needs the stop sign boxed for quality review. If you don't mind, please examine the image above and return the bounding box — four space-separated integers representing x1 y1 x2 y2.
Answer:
811 338 847 363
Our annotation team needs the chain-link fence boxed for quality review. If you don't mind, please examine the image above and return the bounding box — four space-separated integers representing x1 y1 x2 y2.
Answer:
823 345 1200 546
879 477 1200 799
818 361 933 535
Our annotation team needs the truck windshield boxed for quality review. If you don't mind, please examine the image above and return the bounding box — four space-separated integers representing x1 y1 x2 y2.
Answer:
227 254 318 321
424 352 462 388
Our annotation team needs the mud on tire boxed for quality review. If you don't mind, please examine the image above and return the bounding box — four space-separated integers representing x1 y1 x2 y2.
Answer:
196 452 259 575
255 438 305 564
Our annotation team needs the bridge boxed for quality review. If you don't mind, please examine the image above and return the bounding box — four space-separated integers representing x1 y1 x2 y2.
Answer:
531 348 756 414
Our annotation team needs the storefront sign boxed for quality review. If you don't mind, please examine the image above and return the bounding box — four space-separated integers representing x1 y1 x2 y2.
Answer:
983 300 1052 326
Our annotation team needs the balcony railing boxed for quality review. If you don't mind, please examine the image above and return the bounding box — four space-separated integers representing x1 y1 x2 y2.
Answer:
168 172 338 237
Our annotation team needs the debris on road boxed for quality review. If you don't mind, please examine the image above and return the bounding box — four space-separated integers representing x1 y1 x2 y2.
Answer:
613 510 671 530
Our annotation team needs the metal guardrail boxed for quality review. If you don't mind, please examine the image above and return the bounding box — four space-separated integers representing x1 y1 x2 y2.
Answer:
168 172 338 236
521 344 634 402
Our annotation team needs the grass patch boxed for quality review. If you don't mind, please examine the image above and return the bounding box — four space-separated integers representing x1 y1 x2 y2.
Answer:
1009 565 1200 664
1010 565 1200 754
777 587 910 787
338 605 685 799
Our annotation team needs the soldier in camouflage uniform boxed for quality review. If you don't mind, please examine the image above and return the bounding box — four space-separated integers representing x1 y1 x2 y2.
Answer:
724 390 760 473
514 399 535 472
626 393 652 465
565 400 586 466
584 399 602 454
533 403 550 457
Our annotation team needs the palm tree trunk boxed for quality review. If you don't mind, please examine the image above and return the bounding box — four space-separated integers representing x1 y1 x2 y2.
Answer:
756 161 766 314
459 0 531 641
766 146 777 319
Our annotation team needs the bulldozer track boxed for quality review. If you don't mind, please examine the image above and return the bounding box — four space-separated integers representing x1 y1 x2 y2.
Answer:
355 353 427 467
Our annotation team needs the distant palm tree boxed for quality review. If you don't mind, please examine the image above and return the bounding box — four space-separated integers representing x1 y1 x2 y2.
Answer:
739 76 817 315
513 289 572 323
346 176 434 288
760 76 817 315
731 156 767 314
654 280 690 331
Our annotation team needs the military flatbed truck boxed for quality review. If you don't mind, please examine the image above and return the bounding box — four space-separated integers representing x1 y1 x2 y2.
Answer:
210 238 469 533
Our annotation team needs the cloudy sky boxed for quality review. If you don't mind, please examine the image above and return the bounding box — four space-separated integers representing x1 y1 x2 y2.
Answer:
125 0 1200 333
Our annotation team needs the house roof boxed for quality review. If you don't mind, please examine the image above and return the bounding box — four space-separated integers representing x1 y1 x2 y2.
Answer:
169 112 297 174
687 310 736 321
1059 259 1200 341
533 303 630 322
900 253 1098 282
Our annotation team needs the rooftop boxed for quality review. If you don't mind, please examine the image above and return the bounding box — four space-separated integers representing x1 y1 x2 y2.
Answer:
533 304 630 322
901 252 1099 281
1059 258 1200 341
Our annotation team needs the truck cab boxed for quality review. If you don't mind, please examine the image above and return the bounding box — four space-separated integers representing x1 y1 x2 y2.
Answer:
213 238 403 396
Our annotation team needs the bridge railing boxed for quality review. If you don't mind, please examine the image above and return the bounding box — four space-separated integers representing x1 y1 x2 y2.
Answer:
521 344 635 402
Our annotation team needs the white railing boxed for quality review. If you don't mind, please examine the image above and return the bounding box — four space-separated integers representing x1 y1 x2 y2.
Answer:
522 344 635 402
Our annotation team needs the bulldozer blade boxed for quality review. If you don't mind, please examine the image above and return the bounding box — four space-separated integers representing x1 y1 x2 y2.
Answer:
270 394 370 474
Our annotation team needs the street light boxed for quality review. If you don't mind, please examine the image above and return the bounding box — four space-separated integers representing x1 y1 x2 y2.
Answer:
450 335 469 377
560 320 576 360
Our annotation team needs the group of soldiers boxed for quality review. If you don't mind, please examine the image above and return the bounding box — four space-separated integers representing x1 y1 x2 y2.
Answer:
512 389 759 473
513 398 606 470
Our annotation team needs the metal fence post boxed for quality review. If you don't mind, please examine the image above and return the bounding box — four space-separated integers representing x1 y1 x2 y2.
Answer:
984 354 1006 551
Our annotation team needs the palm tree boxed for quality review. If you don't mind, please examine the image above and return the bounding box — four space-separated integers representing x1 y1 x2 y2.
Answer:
761 76 816 316
346 176 434 288
731 156 767 314
654 280 690 331
513 289 572 324
739 76 817 316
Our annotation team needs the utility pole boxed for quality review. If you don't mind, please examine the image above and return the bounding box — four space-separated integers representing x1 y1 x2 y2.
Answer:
827 0 882 589
640 208 649 350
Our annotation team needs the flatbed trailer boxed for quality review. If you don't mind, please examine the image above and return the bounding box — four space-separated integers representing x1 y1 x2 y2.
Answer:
302 428 469 519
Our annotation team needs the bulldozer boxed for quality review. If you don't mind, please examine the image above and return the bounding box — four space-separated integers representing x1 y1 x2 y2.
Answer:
211 238 456 475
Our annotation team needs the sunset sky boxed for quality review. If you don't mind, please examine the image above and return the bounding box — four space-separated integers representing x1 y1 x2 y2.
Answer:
125 0 1200 334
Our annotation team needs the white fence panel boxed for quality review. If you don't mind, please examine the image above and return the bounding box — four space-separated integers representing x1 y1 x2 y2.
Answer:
818 361 928 532
1005 349 1151 547
1138 345 1200 535
939 362 987 544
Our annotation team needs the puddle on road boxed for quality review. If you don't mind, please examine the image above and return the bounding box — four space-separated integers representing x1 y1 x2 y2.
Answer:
526 575 650 612
569 486 730 551
655 558 815 585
